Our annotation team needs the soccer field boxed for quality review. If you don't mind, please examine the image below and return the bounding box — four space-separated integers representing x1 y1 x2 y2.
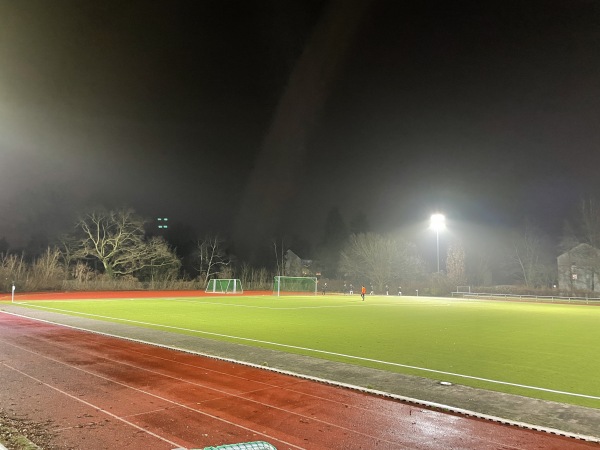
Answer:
11 294 600 409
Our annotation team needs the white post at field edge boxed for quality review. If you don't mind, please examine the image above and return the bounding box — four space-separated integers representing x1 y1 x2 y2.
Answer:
429 213 446 273
11 283 15 302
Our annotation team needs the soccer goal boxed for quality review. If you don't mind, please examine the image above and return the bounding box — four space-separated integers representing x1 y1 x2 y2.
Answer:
452 285 472 297
273 276 318 296
205 278 243 294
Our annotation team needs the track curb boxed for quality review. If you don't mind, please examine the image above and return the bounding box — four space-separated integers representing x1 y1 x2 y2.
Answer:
2 306 600 444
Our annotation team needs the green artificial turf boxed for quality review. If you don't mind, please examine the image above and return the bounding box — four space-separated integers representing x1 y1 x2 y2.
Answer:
13 295 600 408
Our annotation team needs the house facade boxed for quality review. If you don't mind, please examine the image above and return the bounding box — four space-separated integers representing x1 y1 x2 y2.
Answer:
557 243 600 292
284 249 314 277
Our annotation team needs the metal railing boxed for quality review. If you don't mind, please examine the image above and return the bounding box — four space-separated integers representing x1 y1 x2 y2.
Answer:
452 291 600 304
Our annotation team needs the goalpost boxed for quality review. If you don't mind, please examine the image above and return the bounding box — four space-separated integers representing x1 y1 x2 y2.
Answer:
205 278 243 294
273 276 318 296
452 286 472 297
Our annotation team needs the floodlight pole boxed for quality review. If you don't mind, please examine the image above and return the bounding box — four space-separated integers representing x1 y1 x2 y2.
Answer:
436 229 440 273
430 214 446 274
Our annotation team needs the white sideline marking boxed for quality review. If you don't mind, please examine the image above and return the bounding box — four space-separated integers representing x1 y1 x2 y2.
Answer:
11 303 600 402
3 309 600 444
167 297 455 310
171 300 398 310
18 297 350 310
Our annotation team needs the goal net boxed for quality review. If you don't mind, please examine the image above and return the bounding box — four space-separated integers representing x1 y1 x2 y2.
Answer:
205 278 243 294
273 276 318 296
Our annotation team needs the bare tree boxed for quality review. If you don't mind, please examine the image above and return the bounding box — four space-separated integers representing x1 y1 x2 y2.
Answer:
195 235 230 285
75 208 180 278
339 233 424 289
316 207 348 278
272 237 284 277
30 247 66 290
469 252 492 286
71 261 95 283
446 239 466 285
0 253 27 291
239 262 271 290
511 221 553 288
139 236 182 282
56 233 81 269
579 197 600 248
559 220 580 253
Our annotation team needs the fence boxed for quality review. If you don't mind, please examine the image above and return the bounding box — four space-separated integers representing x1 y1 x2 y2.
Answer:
452 291 600 304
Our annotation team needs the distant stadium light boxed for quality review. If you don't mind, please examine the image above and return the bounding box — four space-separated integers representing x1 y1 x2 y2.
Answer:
430 214 446 273
157 217 169 230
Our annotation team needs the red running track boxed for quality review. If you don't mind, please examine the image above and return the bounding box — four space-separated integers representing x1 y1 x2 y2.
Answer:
0 312 597 450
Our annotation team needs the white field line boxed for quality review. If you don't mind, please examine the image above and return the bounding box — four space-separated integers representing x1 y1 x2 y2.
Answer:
12 296 480 310
167 299 417 309
4 310 600 445
13 302 600 402
27 298 421 310
154 297 474 310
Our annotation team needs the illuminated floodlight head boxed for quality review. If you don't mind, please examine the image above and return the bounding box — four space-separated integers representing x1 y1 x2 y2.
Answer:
430 213 446 231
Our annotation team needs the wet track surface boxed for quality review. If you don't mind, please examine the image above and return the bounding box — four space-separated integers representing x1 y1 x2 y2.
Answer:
1 311 599 449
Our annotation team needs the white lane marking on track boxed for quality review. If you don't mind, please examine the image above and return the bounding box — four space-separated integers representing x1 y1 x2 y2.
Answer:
1 338 404 447
44 331 399 418
93 339 394 416
0 344 303 450
11 303 600 402
1 362 182 448
4 312 600 446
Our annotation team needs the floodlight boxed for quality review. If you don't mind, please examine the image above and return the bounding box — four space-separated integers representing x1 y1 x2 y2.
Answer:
430 213 446 231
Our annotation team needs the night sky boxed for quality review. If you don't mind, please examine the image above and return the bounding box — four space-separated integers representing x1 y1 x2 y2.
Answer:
1 0 600 259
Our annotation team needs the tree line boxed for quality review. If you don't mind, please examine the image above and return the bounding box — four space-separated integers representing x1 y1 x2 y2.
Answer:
2 199 600 294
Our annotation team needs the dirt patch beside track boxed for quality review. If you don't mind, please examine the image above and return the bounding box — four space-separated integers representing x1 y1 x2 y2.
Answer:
0 410 56 450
